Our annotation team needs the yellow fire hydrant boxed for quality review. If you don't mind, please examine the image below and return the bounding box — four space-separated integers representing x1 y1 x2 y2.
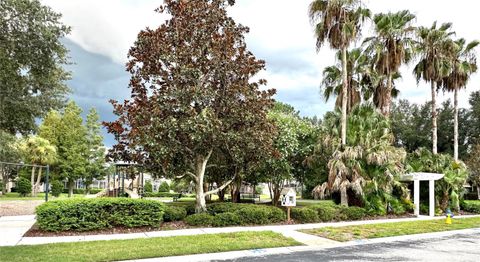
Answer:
445 209 454 224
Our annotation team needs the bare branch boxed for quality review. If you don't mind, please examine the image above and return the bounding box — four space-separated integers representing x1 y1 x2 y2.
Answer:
204 174 236 196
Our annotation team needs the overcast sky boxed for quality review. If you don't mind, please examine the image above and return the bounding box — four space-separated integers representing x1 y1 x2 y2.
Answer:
40 0 480 146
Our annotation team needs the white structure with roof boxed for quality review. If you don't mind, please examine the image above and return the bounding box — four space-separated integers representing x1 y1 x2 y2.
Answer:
400 172 444 217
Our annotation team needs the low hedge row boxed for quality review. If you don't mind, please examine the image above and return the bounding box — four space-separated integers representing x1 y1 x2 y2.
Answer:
144 192 182 198
185 203 286 227
163 206 187 222
60 188 103 195
461 200 480 214
36 198 165 232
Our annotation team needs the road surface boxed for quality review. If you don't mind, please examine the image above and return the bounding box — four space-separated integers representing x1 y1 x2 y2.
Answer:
224 232 480 262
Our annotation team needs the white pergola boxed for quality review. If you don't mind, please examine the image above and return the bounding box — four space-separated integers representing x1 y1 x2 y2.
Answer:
400 172 445 217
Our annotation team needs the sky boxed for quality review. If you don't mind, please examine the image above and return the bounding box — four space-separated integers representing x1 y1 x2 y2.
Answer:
40 0 480 146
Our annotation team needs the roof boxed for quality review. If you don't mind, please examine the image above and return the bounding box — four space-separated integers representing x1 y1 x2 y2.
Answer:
399 172 445 181
281 188 296 195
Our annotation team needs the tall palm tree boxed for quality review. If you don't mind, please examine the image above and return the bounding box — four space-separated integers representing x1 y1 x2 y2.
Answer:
322 48 400 113
413 22 455 155
363 10 416 117
440 38 479 161
309 0 370 146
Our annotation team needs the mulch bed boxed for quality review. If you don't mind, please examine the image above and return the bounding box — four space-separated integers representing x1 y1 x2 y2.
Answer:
24 221 189 237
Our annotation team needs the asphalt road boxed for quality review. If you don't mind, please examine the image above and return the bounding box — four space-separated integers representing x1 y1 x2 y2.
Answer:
225 232 480 262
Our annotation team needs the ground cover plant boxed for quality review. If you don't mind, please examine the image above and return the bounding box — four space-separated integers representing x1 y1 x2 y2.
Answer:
302 216 480 242
0 231 300 262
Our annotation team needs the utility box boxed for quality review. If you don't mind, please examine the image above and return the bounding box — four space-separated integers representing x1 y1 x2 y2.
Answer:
280 188 296 207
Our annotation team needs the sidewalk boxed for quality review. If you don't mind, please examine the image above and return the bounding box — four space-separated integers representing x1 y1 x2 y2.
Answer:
2 214 478 247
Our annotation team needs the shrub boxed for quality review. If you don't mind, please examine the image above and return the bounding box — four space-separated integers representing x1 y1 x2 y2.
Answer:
16 177 31 197
144 181 153 193
159 181 170 192
211 212 243 227
36 198 165 232
208 202 241 215
144 192 179 198
50 180 63 197
89 188 103 194
62 189 85 194
339 206 366 220
235 205 285 225
461 200 480 214
291 208 319 223
185 213 214 226
308 204 338 222
163 206 187 222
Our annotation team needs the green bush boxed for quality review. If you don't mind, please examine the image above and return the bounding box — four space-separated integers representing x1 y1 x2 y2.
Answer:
461 200 480 213
163 206 187 222
339 206 366 220
208 202 240 215
50 180 63 197
144 192 180 198
185 213 214 226
235 205 285 225
308 204 338 222
291 208 319 223
16 177 31 197
211 212 242 227
144 181 153 193
88 188 103 194
159 181 170 192
36 198 165 232
62 188 85 194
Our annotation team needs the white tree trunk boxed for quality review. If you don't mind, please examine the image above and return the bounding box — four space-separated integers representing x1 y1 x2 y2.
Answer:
340 186 348 207
341 47 348 146
31 167 36 196
34 168 43 197
431 82 438 155
454 87 459 161
194 153 209 213
477 186 480 200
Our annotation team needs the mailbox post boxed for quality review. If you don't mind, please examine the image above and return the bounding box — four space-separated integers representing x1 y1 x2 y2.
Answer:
280 188 296 222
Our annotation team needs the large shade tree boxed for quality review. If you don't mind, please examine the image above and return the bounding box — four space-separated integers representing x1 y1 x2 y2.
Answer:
440 38 479 161
105 0 275 213
309 0 370 146
413 22 455 155
0 131 21 194
363 10 416 117
0 0 71 135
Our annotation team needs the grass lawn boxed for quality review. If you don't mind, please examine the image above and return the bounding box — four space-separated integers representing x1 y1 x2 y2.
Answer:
302 216 480 242
0 192 85 201
0 231 300 262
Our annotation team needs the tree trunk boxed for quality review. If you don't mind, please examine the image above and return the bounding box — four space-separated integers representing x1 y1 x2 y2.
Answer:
218 188 225 202
431 82 438 155
194 153 210 213
454 87 459 161
383 73 393 117
340 187 348 206
68 180 74 197
477 186 480 200
34 167 43 197
341 47 348 146
440 191 449 211
30 167 36 197
1 169 7 195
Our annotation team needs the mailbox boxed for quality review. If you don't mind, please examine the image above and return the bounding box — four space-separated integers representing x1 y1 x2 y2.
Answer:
280 188 296 207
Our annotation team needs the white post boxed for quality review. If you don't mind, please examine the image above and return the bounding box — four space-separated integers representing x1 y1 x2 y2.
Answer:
414 180 420 217
429 180 435 217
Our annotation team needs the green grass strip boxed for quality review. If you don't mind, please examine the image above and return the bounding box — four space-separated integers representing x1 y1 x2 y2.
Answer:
302 216 480 242
0 231 300 262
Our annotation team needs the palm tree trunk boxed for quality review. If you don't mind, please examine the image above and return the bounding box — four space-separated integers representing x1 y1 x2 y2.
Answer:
340 186 348 206
383 73 393 117
431 82 438 155
341 47 348 146
454 87 459 161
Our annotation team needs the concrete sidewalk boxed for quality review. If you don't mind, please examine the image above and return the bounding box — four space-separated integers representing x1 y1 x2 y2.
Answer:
2 214 479 247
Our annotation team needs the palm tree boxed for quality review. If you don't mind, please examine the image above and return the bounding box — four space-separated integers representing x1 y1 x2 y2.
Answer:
19 136 56 196
321 48 367 113
413 22 455 155
313 104 406 206
309 0 370 146
440 38 479 161
363 10 416 117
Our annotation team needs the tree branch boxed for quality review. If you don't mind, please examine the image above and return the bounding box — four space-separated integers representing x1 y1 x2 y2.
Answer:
185 171 197 180
204 174 236 196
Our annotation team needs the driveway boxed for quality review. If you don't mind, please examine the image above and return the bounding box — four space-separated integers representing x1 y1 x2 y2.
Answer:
226 231 480 262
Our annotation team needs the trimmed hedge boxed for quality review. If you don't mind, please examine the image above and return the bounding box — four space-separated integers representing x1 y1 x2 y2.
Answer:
17 177 31 196
163 206 187 222
51 181 63 197
291 208 319 223
308 203 337 222
185 203 286 227
461 200 480 213
307 203 367 222
36 198 165 232
144 192 181 198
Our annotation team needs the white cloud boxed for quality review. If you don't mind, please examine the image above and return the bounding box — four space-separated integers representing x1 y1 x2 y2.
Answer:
41 0 480 116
